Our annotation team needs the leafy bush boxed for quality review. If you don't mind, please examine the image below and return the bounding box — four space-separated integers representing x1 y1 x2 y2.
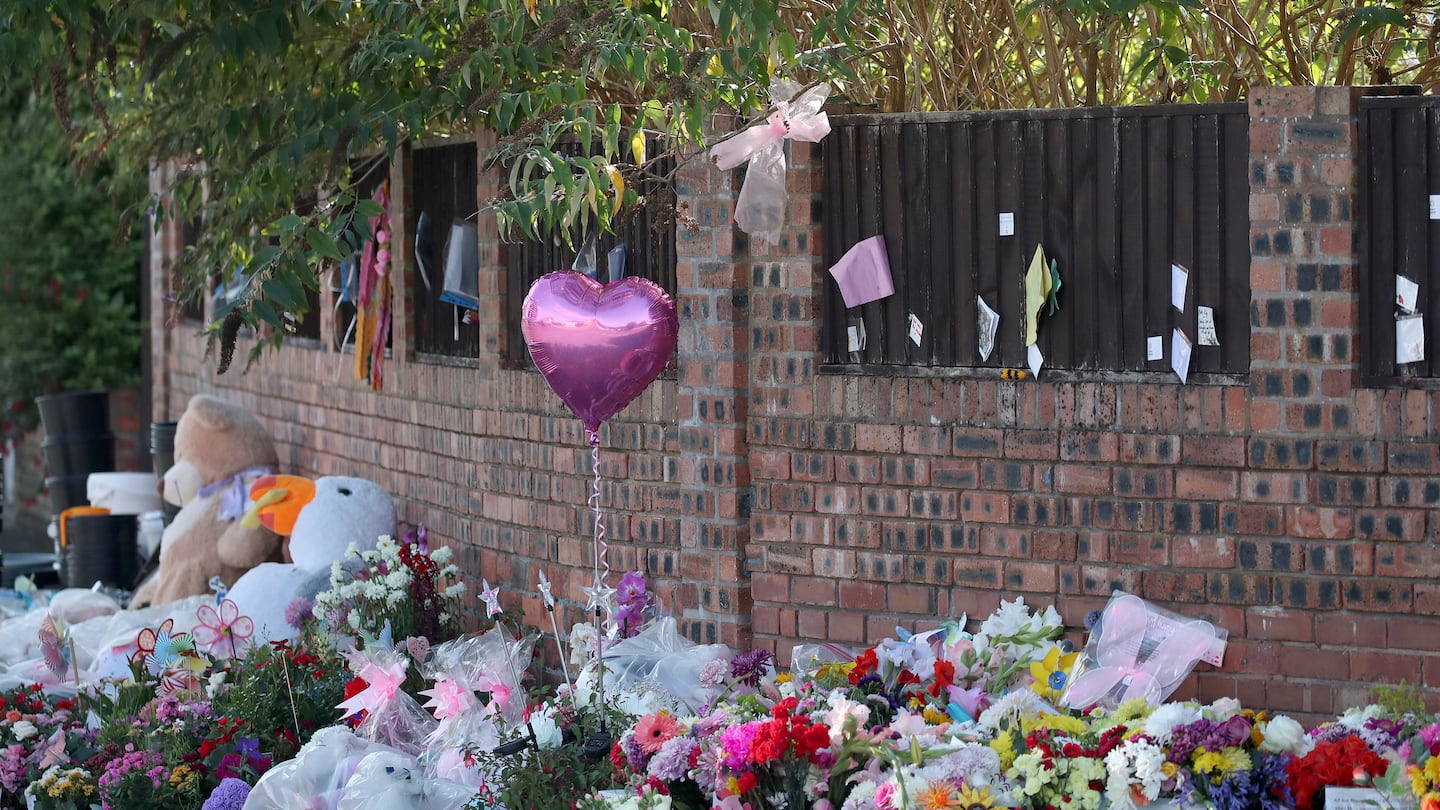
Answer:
0 90 145 444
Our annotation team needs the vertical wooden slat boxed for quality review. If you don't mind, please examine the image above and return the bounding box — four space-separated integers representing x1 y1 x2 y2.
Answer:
900 124 932 365
880 122 908 364
1193 114 1223 375
927 123 956 365
1428 107 1440 377
1118 117 1148 371
1171 114 1198 371
1094 117 1123 371
1145 115 1174 372
1067 117 1098 370
1221 111 1251 372
1395 105 1429 378
996 119 1025 368
1367 107 1398 381
952 123 978 365
1042 117 1074 370
974 120 1001 369
857 125 885 364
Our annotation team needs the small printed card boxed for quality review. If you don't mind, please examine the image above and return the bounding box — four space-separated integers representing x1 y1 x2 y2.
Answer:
977 296 999 361
847 321 866 353
1323 788 1388 810
908 312 924 346
1147 335 1164 361
1397 275 1420 314
1198 306 1220 346
999 212 1015 237
1430 194 1440 220
1027 344 1044 377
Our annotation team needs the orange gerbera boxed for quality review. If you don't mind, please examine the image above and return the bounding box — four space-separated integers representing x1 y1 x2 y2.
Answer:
915 779 965 809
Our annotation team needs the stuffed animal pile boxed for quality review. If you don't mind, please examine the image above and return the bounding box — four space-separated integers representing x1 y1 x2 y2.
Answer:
131 394 284 607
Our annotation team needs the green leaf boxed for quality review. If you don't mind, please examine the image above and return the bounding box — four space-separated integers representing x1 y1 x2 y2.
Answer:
306 227 345 261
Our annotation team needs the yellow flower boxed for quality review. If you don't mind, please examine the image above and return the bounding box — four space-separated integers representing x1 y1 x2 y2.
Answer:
775 672 792 685
991 731 1017 770
1425 755 1440 786
924 705 950 725
170 764 196 788
1192 747 1251 783
1029 647 1079 704
1412 765 1430 797
958 783 995 810
1024 712 1087 737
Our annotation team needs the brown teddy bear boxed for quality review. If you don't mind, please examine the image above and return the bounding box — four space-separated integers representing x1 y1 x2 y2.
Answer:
130 394 285 607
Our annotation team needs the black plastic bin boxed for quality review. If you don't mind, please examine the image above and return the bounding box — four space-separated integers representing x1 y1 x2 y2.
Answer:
60 513 139 590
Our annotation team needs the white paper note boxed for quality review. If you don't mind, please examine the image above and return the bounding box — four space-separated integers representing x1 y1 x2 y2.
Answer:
1172 328 1193 384
1397 275 1420 314
1430 195 1440 220
977 297 999 361
1324 788 1387 810
1171 263 1189 311
1147 335 1164 361
1197 306 1219 346
847 322 866 353
998 212 1015 237
1397 315 1426 364
908 312 924 346
1027 344 1044 377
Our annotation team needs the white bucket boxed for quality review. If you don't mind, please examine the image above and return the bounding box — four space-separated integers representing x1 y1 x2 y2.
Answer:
87 472 162 515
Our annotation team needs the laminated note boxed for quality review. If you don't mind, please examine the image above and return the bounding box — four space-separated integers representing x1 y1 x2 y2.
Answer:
1397 275 1420 314
1147 336 1164 361
1171 328 1193 384
847 322 866 353
1171 264 1189 311
999 212 1015 237
1397 315 1425 364
908 313 924 346
977 297 999 361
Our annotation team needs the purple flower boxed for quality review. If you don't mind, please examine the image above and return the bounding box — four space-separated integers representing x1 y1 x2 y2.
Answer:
233 736 261 760
284 597 313 631
1206 715 1252 749
648 735 698 782
622 730 651 771
202 777 252 810
616 571 647 609
729 649 773 687
403 523 428 552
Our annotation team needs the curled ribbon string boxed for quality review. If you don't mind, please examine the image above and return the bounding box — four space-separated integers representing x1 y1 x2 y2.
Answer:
587 430 609 594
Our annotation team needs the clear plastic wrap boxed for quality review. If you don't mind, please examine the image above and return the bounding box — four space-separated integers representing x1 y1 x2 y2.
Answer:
339 646 437 756
420 627 534 727
243 726 401 810
335 750 475 810
790 642 857 679
1060 590 1228 711
581 616 730 713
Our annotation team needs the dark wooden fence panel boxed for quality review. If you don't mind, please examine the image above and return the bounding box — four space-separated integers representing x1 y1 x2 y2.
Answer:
504 150 677 363
1359 96 1440 384
411 139 481 359
822 105 1251 376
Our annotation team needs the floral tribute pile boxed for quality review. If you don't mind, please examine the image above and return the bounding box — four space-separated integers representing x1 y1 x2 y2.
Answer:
1 531 1438 810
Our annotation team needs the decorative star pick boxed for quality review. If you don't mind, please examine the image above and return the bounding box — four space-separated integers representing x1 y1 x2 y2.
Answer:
480 580 502 618
537 570 556 610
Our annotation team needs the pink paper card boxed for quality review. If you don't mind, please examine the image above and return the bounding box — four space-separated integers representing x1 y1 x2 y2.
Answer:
828 236 895 308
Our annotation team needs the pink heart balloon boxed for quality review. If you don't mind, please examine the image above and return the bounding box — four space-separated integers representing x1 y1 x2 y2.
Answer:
522 271 679 435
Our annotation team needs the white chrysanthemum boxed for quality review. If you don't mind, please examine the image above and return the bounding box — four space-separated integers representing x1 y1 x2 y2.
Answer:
1143 702 1203 745
363 581 388 600
978 687 1046 731
443 583 465 598
840 781 877 810
385 569 411 590
430 546 453 564
980 597 1037 639
347 609 362 630
344 541 360 560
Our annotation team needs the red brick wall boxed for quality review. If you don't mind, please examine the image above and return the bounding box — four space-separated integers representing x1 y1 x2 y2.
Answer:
150 88 1440 718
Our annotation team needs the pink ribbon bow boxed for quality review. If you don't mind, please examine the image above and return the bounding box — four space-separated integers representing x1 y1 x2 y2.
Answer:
420 679 475 721
708 79 831 235
337 659 407 717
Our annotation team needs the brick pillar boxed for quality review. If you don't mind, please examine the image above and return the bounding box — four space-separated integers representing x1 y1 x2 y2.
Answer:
148 163 183 422
1248 87 1360 435
473 126 506 369
673 156 753 648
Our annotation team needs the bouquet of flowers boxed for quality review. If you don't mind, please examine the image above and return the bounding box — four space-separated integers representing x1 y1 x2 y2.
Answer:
312 527 464 645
